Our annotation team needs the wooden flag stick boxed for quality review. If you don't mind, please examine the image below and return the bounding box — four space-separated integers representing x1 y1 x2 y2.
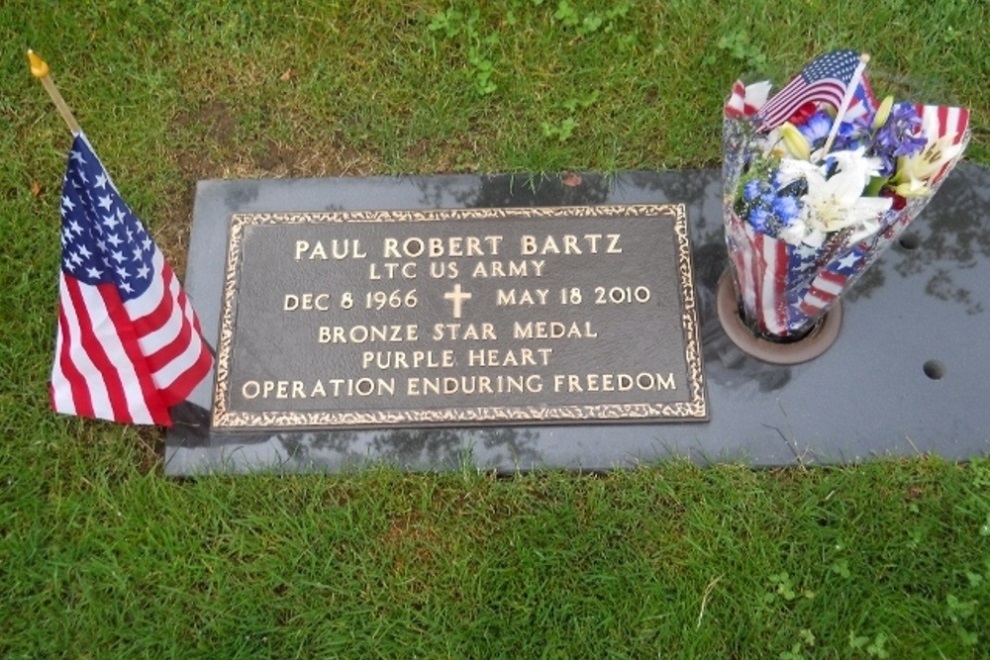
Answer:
27 49 82 136
819 53 870 160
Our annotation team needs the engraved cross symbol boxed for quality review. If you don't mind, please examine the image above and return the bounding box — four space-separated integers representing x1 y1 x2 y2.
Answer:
443 283 472 319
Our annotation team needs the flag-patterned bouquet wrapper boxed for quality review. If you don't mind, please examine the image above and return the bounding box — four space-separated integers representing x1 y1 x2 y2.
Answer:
722 50 970 340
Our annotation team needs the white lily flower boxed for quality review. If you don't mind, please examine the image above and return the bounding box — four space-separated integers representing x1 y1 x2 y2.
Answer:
780 221 811 247
775 149 892 245
892 113 965 196
826 148 886 189
846 215 885 244
777 157 820 186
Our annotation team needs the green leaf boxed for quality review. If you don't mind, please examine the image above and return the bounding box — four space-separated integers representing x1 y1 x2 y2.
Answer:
849 632 870 649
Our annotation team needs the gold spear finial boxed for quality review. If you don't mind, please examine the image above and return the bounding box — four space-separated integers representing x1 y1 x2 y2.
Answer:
27 49 50 78
26 48 82 136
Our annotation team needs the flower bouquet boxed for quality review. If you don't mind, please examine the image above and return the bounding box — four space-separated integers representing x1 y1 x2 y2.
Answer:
722 49 970 345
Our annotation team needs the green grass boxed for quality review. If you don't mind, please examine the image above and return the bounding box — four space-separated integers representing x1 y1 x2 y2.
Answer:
2 0 989 656
4 455 990 656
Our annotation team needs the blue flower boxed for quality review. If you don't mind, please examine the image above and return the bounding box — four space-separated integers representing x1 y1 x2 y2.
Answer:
868 103 928 177
743 179 762 202
772 195 800 223
796 111 833 148
827 112 871 153
748 206 770 231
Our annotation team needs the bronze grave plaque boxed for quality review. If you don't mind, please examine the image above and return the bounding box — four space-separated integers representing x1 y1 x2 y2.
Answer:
211 204 707 429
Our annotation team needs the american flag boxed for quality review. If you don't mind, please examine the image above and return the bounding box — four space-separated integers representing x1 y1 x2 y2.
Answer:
50 134 213 426
755 49 874 132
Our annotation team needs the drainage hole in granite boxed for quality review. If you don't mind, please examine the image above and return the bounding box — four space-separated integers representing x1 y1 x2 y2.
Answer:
899 233 922 250
923 360 945 380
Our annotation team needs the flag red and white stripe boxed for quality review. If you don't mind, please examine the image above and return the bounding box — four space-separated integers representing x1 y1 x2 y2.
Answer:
726 211 791 337
797 270 847 318
724 80 771 119
916 104 970 187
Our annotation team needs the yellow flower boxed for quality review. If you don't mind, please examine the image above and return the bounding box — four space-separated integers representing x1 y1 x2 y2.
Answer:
779 122 811 161
872 96 895 130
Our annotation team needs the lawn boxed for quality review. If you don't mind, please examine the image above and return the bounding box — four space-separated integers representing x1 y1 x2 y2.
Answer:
2 1 989 656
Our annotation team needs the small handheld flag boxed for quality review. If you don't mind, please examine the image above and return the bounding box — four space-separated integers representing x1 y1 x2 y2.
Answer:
29 49 213 426
755 49 875 132
50 134 213 426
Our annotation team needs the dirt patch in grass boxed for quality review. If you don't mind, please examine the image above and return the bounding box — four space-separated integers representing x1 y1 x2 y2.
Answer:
174 99 238 146
154 196 196 280
381 512 446 571
135 426 166 475
172 101 382 177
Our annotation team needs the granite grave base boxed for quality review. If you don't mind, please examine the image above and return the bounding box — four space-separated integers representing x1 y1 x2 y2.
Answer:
166 165 990 475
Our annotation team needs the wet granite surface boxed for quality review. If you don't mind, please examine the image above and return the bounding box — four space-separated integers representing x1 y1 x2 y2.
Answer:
166 165 990 475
